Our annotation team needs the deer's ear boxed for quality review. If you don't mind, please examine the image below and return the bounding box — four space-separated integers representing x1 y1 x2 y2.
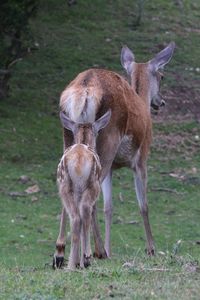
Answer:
59 111 76 132
94 110 111 133
149 42 175 72
121 46 135 74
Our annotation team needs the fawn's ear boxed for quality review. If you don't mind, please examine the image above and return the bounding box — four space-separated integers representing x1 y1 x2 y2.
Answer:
121 45 135 75
59 111 76 132
94 110 111 133
149 42 175 72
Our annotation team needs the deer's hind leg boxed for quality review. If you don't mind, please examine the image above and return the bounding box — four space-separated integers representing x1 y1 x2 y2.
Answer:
91 204 108 259
133 153 155 256
101 170 113 258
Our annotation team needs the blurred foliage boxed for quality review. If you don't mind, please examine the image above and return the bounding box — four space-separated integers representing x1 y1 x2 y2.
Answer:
0 0 39 99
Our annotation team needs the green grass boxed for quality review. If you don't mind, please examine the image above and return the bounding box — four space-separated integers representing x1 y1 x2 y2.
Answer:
0 0 200 299
1 255 200 300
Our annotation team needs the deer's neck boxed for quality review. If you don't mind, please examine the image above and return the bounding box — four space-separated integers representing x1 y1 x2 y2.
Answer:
131 63 150 108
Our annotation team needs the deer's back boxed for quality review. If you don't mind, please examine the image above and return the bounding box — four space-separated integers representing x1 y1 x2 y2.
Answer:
60 69 152 173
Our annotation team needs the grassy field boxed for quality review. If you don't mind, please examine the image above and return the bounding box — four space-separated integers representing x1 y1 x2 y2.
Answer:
0 0 200 299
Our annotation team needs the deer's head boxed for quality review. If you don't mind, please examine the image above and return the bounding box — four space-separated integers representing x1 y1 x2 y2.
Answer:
121 42 175 111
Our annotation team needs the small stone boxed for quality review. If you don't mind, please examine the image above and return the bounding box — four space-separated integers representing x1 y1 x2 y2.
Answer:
31 196 38 202
158 251 166 256
191 167 197 174
19 175 30 184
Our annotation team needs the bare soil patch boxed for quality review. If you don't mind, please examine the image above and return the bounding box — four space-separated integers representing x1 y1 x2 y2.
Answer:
153 76 200 123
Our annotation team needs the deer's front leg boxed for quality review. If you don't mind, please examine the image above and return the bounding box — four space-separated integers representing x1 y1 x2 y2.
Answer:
133 158 155 256
53 207 67 269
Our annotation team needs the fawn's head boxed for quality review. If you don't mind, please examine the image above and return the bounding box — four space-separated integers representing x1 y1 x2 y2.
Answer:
121 42 175 111
60 110 111 149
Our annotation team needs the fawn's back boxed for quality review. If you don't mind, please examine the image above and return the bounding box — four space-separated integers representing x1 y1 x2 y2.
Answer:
57 144 101 193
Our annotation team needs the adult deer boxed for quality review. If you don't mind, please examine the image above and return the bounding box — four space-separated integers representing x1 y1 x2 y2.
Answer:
54 111 111 269
54 42 175 267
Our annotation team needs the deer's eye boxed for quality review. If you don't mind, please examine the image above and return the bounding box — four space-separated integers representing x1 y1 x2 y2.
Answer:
159 72 164 81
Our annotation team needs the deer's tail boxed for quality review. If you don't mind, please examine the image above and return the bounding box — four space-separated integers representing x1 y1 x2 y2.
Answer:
60 86 101 123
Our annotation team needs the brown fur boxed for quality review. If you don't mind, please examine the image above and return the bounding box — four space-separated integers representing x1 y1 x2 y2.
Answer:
55 42 175 263
57 67 154 261
56 123 103 269
60 68 151 177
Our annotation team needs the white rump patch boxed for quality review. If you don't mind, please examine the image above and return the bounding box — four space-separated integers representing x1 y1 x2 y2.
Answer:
60 86 98 123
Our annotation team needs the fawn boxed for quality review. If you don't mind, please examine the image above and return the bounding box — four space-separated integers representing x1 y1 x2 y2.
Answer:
54 110 111 269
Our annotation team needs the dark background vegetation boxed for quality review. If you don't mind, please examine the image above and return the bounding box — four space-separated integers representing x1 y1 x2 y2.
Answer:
0 0 200 299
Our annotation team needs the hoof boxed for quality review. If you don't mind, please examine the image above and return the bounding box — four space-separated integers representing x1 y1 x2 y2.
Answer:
66 262 80 271
52 255 64 269
84 255 91 268
145 247 155 256
93 250 108 259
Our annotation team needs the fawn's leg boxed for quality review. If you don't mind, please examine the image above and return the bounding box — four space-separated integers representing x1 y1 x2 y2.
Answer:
53 207 67 269
67 214 81 270
80 202 92 268
59 188 81 270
